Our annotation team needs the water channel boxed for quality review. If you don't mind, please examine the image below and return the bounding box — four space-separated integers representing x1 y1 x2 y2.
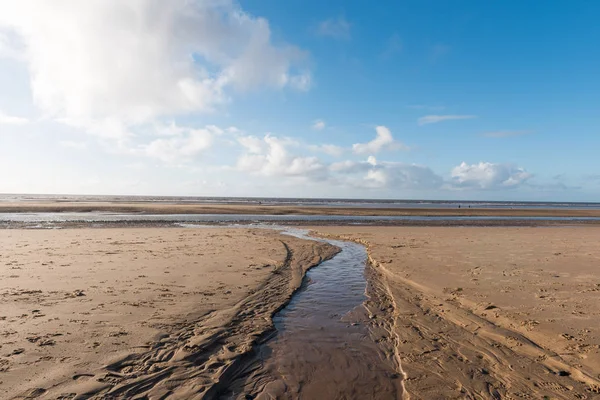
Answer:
222 228 404 399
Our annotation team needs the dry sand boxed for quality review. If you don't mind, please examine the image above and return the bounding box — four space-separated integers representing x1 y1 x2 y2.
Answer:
313 226 600 399
2 201 600 217
0 228 338 399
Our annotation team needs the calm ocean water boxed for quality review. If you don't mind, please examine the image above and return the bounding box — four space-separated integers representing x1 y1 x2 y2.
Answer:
2 194 600 210
1 213 600 224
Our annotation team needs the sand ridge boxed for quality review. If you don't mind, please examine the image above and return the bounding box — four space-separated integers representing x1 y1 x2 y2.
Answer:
313 226 600 399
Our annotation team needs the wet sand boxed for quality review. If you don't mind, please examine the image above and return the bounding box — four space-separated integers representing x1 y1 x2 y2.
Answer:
313 226 600 399
0 228 338 399
3 200 600 217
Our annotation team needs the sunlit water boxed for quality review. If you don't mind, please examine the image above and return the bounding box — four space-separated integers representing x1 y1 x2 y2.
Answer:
226 229 403 399
2 212 600 227
3 194 600 209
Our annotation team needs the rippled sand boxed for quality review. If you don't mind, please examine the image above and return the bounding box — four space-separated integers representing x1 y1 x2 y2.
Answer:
0 228 337 399
4 224 600 399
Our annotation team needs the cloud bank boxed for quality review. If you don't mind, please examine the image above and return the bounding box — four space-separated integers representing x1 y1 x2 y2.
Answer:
0 110 28 125
450 162 532 190
0 0 309 136
233 128 532 192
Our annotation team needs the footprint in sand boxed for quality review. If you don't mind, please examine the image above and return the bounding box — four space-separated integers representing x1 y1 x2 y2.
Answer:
8 348 25 356
38 339 56 346
19 388 47 398
587 384 600 394
561 333 575 340
0 359 10 372
56 393 76 399
536 381 570 392
72 373 95 380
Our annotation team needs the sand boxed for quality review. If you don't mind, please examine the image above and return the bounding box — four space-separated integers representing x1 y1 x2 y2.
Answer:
4 223 600 399
313 226 600 399
0 228 338 399
2 201 600 217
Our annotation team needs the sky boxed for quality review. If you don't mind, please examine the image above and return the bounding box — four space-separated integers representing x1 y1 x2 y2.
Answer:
0 0 599 201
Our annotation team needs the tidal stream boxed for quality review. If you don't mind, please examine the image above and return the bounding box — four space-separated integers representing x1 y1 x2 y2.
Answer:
224 229 403 399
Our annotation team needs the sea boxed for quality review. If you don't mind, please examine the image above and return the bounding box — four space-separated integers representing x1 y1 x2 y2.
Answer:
1 194 600 210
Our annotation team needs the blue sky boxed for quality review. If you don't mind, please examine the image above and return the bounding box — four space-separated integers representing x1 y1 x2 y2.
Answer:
0 0 599 200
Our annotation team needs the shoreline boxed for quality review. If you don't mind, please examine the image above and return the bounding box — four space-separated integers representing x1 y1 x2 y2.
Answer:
3 219 600 230
3 201 600 217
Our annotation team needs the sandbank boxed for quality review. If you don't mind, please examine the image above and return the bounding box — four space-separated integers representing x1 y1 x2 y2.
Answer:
0 227 337 399
312 226 600 399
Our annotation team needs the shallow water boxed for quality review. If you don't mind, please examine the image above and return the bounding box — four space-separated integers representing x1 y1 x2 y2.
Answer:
2 211 600 224
231 229 403 398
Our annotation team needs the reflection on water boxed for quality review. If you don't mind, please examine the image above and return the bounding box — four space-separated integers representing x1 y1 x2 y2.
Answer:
2 212 600 224
3 194 600 209
230 229 403 398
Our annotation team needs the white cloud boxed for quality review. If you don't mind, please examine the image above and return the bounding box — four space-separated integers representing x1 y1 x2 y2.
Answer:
315 17 351 39
125 162 146 171
328 158 531 192
331 159 444 189
312 119 326 130
0 30 23 59
237 135 266 154
0 110 28 125
289 74 311 92
0 0 310 136
142 124 215 163
156 123 223 138
309 144 344 157
450 161 532 189
237 134 325 178
352 126 407 154
418 115 476 125
59 140 87 149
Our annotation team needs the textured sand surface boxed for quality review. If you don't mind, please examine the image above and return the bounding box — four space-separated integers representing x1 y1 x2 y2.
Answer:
313 226 600 399
0 228 338 399
5 224 600 399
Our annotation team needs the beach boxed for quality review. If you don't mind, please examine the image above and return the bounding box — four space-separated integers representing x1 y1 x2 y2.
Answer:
0 228 338 399
3 0 599 398
1 214 600 398
314 226 600 399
